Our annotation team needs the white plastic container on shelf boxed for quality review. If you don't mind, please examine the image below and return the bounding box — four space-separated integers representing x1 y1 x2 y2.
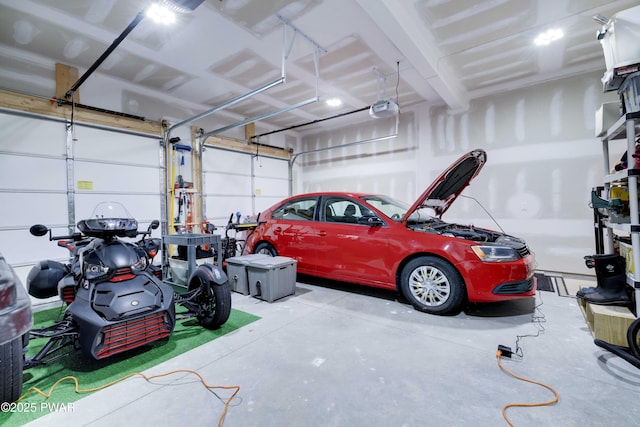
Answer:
598 5 640 90
599 5 640 71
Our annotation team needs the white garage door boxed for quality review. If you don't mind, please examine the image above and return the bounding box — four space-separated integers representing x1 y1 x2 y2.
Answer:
0 111 161 287
202 147 289 226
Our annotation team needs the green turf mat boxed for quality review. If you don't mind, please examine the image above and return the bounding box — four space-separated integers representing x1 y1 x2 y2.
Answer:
1 304 259 426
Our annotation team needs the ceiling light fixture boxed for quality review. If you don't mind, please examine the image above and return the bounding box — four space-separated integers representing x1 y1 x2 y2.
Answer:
326 98 342 107
534 28 564 46
146 3 176 25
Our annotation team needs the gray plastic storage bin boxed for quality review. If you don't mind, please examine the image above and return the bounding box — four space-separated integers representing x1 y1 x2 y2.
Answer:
247 256 297 302
226 254 270 294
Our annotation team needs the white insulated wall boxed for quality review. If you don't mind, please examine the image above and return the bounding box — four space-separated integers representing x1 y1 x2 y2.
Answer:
299 71 620 275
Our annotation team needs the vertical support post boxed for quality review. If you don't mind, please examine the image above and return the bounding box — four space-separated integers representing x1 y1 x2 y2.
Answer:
160 121 170 237
199 132 207 225
245 122 256 141
251 152 256 216
55 64 80 103
625 118 640 316
65 122 75 234
191 126 203 231
159 132 167 236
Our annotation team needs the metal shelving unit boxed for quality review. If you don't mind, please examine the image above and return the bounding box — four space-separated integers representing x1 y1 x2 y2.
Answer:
162 233 222 287
599 111 640 317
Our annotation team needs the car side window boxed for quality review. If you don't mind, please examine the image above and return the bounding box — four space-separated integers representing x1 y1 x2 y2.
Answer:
322 197 374 224
272 198 317 221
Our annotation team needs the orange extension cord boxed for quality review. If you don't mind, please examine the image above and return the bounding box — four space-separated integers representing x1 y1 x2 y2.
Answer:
496 350 559 426
17 369 240 427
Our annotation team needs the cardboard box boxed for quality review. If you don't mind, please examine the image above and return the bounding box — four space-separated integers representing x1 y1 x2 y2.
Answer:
247 256 297 302
618 241 634 280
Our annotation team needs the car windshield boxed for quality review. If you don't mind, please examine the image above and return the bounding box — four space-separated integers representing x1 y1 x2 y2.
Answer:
361 195 438 223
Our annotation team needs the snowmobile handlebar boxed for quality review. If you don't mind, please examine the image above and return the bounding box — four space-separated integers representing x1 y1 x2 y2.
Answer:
29 219 160 242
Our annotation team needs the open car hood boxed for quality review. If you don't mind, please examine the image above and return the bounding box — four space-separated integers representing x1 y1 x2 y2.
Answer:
403 149 487 220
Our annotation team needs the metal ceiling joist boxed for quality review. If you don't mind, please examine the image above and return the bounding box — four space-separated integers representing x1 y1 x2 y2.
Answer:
356 0 469 110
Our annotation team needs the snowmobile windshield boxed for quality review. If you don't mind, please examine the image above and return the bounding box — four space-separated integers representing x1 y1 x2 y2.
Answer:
77 202 138 237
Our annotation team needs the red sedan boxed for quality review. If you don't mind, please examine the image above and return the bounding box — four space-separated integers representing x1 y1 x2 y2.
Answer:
245 149 536 315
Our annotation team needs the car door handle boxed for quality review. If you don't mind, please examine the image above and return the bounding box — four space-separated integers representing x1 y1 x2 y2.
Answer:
318 230 327 237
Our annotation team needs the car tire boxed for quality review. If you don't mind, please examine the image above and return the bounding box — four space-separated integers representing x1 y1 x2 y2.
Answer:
254 242 277 257
0 336 23 403
628 317 640 359
399 256 466 315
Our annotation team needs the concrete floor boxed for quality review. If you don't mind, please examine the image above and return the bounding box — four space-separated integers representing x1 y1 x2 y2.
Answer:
23 276 640 427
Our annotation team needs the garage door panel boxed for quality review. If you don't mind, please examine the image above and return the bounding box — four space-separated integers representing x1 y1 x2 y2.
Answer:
73 127 160 166
0 229 69 265
0 156 66 191
0 193 68 228
254 176 288 197
75 161 159 193
253 156 287 178
75 194 161 223
204 195 253 223
0 114 65 156
205 172 252 195
203 150 248 173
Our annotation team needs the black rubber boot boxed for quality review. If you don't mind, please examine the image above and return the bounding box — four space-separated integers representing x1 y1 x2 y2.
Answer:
578 254 631 306
576 255 599 298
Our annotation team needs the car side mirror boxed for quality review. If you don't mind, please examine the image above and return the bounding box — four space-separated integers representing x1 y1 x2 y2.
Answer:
357 215 384 227
30 224 49 237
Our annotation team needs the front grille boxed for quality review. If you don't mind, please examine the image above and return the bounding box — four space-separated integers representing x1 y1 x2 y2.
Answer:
95 311 172 359
493 278 535 295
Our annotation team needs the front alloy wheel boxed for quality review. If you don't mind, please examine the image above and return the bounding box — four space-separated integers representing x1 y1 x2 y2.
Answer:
400 256 465 315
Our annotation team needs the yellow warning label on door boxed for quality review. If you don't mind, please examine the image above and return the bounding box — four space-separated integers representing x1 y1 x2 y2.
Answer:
77 181 94 190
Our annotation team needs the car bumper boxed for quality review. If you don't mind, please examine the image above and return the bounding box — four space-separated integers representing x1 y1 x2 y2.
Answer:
0 277 33 345
492 276 536 295
462 254 536 302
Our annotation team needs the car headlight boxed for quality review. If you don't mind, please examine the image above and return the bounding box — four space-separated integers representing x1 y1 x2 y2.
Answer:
471 245 519 262
85 262 110 280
